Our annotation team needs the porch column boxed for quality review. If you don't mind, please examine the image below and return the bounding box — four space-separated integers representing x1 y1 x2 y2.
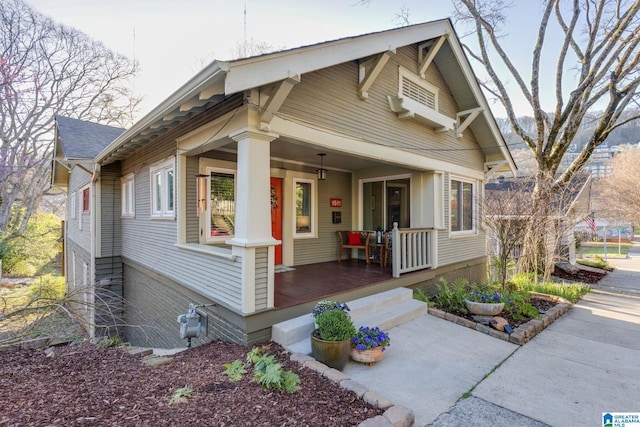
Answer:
228 128 279 314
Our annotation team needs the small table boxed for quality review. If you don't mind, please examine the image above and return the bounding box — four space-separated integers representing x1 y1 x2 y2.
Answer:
368 242 386 267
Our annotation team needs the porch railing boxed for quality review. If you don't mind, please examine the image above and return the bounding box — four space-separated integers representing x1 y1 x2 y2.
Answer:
390 225 436 278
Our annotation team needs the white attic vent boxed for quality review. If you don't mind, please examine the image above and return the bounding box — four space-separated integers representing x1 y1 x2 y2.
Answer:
401 76 436 110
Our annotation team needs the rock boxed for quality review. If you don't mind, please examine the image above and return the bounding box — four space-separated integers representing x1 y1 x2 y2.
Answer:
472 315 493 325
555 262 580 274
490 317 509 332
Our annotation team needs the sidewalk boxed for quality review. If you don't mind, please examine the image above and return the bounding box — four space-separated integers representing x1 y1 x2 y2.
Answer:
432 242 640 426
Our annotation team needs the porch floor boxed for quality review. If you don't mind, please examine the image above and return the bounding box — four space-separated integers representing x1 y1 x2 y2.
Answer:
274 259 393 309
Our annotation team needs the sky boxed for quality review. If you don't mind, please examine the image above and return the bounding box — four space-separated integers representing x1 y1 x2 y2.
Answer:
25 0 551 120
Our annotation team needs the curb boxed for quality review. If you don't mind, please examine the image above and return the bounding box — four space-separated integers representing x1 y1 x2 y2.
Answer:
427 293 573 345
290 353 415 427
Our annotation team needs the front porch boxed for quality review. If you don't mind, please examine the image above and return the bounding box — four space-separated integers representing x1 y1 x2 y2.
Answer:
274 259 393 309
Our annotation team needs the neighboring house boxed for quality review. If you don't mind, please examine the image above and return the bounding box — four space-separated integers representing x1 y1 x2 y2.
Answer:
52 20 516 348
485 174 592 267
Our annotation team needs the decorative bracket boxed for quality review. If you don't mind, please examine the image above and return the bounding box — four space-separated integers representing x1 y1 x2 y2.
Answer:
456 107 484 138
259 74 300 130
484 160 509 179
418 36 446 79
358 48 396 100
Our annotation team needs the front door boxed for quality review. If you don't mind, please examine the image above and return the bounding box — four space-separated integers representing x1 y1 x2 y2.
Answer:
270 177 283 264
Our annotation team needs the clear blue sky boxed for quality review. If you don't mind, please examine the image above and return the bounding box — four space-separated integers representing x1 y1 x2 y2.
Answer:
26 0 551 119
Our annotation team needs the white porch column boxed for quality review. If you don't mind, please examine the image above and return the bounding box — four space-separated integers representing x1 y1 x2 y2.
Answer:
227 128 279 314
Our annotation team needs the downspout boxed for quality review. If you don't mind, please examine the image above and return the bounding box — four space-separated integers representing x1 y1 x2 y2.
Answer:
89 163 101 338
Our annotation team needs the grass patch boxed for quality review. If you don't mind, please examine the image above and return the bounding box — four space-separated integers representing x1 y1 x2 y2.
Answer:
510 274 590 303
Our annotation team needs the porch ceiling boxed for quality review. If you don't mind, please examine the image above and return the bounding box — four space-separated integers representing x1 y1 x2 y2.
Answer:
206 136 404 173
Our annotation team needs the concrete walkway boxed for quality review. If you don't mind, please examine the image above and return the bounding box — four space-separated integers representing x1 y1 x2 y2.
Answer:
346 241 640 426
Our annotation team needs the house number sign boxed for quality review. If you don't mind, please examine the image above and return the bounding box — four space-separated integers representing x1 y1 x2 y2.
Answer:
330 198 342 207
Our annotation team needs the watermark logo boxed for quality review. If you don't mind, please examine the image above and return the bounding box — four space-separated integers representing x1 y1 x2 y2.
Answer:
603 413 640 427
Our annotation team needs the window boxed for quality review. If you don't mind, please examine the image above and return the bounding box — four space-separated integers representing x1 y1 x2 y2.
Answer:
208 168 235 239
70 192 77 220
294 178 315 237
450 178 475 233
121 173 135 218
150 158 175 219
82 187 90 213
362 177 411 231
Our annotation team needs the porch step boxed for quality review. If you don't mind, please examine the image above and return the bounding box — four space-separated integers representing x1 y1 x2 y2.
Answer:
272 287 427 355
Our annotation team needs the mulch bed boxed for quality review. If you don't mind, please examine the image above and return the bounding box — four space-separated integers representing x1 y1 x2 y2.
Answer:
0 341 383 426
435 297 558 330
552 266 609 284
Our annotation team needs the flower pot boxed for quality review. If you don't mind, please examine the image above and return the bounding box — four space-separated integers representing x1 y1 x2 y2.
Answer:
310 331 351 371
350 346 386 365
464 299 504 316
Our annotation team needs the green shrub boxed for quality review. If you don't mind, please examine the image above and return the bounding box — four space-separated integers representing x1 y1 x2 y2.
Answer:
0 212 62 277
431 278 469 315
222 344 300 394
314 309 356 341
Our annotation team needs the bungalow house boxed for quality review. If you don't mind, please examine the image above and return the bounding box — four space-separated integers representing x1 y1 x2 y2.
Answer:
51 20 516 348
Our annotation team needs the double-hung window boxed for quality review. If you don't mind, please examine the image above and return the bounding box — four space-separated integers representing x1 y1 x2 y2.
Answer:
150 158 175 219
450 178 475 234
121 173 135 218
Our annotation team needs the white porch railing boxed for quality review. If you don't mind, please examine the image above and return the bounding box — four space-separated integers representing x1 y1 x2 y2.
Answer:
390 225 436 278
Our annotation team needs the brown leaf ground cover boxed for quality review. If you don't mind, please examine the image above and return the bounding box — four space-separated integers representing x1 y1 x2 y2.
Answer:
0 341 383 426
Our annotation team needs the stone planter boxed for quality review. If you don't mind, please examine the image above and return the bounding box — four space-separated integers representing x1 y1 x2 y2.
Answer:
350 346 386 365
464 299 504 316
310 331 351 371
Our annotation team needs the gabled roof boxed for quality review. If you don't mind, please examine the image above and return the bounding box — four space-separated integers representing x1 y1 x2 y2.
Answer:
94 20 516 175
55 115 125 160
51 116 125 188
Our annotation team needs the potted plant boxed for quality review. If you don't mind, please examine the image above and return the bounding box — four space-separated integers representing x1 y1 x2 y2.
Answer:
310 309 356 371
464 290 506 316
350 326 390 365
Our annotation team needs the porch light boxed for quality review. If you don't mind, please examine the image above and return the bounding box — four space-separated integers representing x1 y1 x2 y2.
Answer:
317 153 327 180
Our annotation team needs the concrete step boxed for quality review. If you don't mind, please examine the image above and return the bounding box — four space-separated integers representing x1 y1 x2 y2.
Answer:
272 287 427 355
272 287 413 349
122 346 153 358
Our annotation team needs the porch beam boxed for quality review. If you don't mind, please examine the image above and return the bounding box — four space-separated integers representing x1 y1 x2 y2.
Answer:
259 74 300 129
418 36 446 79
358 49 395 100
456 107 484 138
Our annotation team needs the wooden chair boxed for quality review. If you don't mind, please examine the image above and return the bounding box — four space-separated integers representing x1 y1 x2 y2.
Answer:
337 231 372 262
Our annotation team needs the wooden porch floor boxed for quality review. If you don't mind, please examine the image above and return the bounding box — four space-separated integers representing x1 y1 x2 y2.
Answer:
274 259 393 309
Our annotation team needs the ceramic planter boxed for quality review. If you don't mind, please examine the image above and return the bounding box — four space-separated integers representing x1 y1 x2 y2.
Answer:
350 346 386 365
464 299 505 316
310 332 351 370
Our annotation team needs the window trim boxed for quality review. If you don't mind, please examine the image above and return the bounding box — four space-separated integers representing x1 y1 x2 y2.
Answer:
449 176 477 236
293 177 317 239
150 158 175 219
205 166 237 244
82 187 90 213
69 192 77 220
121 173 135 218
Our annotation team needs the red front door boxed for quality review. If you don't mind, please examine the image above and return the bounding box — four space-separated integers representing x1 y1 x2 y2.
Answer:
270 178 283 265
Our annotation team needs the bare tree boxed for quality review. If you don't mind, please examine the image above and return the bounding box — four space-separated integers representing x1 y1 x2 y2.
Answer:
0 0 140 239
231 38 286 60
484 177 536 287
595 145 640 225
454 0 640 273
